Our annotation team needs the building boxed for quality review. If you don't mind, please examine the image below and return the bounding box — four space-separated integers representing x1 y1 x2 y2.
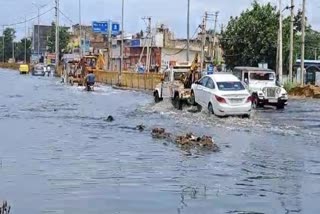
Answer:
32 25 51 57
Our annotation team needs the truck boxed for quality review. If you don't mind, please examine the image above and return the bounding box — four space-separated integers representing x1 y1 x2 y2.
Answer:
233 66 288 109
153 54 200 110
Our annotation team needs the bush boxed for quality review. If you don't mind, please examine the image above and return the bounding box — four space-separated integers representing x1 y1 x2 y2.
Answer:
283 81 299 92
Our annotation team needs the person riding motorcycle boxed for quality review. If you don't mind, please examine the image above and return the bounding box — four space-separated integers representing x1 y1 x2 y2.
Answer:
85 70 96 91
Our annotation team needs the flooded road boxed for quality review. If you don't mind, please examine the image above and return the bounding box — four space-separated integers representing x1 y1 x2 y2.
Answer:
1 69 320 214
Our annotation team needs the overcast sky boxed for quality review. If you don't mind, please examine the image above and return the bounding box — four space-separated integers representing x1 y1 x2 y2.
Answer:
1 0 319 40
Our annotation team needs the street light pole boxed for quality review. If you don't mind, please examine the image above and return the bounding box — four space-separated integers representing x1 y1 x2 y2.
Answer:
186 0 190 62
37 7 40 60
55 0 60 74
120 0 124 82
278 0 283 83
79 0 82 57
289 0 294 82
2 25 5 63
25 16 27 63
301 0 306 86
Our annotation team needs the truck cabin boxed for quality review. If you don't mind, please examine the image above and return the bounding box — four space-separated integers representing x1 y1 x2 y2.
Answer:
164 64 191 82
233 67 276 84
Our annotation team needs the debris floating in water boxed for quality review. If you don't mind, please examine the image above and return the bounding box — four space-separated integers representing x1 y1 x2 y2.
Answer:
104 115 115 122
151 128 219 152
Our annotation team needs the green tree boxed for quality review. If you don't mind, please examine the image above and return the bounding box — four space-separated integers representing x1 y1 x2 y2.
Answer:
47 22 70 54
15 38 32 62
0 28 16 62
221 1 279 70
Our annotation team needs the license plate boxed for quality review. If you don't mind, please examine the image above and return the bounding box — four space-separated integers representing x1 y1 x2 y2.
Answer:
269 99 278 103
230 98 243 103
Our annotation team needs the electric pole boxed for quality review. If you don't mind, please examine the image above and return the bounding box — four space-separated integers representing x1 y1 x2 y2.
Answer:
200 12 208 73
79 0 82 57
289 0 294 82
213 11 219 62
12 25 15 62
25 16 27 63
301 0 306 86
186 0 190 62
55 0 60 74
120 0 124 81
37 7 40 60
2 25 5 63
278 0 283 83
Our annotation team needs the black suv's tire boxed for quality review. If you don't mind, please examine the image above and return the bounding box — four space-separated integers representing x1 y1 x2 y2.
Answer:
276 103 285 110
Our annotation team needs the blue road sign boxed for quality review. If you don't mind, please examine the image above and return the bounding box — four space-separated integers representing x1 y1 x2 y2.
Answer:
207 64 214 74
92 21 108 33
131 39 141 47
111 23 120 35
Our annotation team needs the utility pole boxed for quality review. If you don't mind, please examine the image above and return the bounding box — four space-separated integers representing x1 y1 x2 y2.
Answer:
301 0 306 86
278 0 283 83
55 0 60 75
12 25 15 62
200 12 207 73
108 20 112 70
289 0 294 82
24 16 27 63
2 25 5 63
186 0 190 62
120 0 124 82
37 7 40 60
143 17 152 72
213 11 219 62
79 0 82 57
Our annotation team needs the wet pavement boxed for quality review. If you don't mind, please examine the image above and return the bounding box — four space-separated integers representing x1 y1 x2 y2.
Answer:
1 69 320 214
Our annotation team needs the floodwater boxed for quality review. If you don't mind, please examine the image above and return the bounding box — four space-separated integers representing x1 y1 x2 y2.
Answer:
1 68 320 214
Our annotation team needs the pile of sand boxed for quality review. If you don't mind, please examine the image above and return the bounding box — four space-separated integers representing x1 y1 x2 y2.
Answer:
289 85 320 98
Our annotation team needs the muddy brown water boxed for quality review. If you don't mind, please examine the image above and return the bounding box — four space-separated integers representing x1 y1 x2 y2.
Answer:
0 69 320 214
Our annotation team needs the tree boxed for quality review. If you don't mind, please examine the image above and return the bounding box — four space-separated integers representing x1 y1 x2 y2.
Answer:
47 22 70 54
15 38 32 62
0 28 16 62
221 1 279 70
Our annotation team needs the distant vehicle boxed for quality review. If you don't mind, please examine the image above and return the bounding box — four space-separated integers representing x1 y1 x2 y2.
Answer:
19 64 29 75
153 54 201 110
32 63 46 76
191 73 252 117
233 67 288 109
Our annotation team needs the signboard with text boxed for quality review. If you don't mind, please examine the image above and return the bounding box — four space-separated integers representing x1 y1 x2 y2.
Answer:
92 21 120 35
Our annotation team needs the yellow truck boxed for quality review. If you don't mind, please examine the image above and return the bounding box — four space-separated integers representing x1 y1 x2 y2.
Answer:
19 64 30 75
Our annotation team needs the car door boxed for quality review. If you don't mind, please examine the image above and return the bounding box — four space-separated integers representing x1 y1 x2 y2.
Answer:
203 77 215 106
194 77 209 105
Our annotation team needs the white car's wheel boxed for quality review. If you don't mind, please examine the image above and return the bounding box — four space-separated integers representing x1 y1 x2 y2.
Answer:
208 103 214 115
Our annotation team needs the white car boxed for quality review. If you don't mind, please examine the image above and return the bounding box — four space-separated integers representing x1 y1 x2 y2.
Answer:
191 73 252 117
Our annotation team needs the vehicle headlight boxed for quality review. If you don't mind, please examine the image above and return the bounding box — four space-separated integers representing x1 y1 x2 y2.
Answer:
262 88 267 94
276 88 281 94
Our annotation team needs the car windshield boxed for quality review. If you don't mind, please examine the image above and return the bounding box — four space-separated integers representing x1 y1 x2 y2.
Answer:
217 81 245 91
250 72 275 81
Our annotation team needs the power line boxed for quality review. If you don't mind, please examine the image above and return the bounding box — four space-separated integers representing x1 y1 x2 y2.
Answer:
59 9 74 24
162 26 201 56
2 7 54 27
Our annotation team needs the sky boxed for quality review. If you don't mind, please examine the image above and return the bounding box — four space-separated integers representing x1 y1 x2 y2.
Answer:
1 0 320 40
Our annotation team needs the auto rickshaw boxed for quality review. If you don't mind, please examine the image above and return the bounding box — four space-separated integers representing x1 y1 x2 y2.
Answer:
19 64 29 75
